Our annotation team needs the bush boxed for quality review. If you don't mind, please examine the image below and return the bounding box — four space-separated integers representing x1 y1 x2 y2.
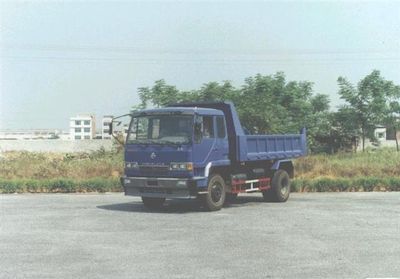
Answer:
24 179 41 193
291 179 304 192
0 178 122 194
387 177 400 191
48 179 75 192
1 176 400 194
0 179 21 193
76 178 122 193
291 176 400 193
353 177 382 191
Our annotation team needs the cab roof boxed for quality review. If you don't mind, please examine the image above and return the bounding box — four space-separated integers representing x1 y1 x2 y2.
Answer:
135 107 223 116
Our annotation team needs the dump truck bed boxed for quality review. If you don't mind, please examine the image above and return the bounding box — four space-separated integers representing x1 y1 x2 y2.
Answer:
237 129 307 162
169 101 307 162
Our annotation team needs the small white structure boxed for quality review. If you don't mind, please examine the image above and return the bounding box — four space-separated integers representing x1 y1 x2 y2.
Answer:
102 115 113 140
374 126 387 141
357 126 400 150
69 114 96 140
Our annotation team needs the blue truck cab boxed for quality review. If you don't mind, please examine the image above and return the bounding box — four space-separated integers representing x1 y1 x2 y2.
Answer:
112 102 307 211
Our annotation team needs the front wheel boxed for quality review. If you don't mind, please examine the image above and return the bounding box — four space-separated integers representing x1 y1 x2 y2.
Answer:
141 197 166 209
200 174 226 211
262 170 290 202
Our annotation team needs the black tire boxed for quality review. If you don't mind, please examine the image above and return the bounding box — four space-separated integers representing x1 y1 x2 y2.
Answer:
262 169 290 202
226 193 238 203
141 197 166 209
201 174 226 211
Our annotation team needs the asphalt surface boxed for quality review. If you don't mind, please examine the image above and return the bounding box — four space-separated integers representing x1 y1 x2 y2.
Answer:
1 192 400 279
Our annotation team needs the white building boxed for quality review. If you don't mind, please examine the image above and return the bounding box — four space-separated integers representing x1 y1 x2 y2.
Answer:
69 114 96 140
102 115 113 140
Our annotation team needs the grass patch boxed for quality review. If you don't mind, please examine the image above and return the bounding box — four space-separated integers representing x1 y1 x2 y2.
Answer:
0 151 123 180
1 149 399 193
295 148 400 179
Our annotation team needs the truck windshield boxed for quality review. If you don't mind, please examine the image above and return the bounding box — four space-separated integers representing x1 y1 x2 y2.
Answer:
127 114 193 145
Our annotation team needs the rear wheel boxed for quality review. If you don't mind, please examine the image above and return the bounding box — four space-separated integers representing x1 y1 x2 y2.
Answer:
141 197 166 209
201 174 226 211
262 169 290 202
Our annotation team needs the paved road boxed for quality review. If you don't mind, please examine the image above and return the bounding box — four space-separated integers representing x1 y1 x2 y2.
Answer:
1 193 400 279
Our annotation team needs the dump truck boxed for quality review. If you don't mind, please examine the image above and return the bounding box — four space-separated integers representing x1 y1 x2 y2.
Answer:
110 102 307 211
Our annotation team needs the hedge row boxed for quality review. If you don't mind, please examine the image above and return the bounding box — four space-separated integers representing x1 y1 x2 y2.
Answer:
0 178 122 194
1 176 400 194
291 177 400 192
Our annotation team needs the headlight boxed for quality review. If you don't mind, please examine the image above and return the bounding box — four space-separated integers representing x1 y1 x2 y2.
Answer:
170 162 193 171
125 162 138 169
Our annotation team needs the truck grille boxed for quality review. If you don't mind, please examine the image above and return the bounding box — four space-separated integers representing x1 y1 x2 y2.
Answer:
139 165 169 176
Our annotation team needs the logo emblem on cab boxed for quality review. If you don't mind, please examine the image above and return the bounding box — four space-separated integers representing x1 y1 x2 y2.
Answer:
150 152 156 159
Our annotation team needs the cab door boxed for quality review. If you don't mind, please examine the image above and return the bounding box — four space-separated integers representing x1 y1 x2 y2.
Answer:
214 116 229 160
192 115 217 165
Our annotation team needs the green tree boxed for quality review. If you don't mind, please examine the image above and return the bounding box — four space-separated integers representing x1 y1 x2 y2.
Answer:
135 73 331 152
137 80 180 108
329 107 360 152
337 70 399 151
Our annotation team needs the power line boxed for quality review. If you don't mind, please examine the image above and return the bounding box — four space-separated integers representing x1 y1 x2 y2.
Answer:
2 55 400 65
2 43 400 55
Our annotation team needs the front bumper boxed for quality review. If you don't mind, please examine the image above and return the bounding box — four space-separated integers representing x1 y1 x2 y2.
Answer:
121 176 207 199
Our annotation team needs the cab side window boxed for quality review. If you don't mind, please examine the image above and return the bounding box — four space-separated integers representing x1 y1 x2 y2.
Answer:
216 116 226 138
203 116 215 138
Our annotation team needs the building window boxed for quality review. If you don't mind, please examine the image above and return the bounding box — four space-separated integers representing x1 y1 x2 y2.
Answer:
84 120 90 125
75 128 81 133
377 132 385 139
103 122 110 127
75 120 81 125
84 135 90 139
84 128 90 133
75 135 81 140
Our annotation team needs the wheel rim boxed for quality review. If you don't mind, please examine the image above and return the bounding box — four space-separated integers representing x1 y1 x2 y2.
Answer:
211 182 223 203
280 176 289 196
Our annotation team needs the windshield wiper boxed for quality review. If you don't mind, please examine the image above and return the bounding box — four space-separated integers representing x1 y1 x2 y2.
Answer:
128 139 154 145
158 140 180 145
127 139 188 145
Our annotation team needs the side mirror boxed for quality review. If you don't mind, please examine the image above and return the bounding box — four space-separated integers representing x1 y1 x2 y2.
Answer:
109 114 132 146
108 120 121 135
194 115 203 144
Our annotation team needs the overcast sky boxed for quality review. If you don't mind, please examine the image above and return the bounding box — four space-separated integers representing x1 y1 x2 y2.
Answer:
1 1 399 130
